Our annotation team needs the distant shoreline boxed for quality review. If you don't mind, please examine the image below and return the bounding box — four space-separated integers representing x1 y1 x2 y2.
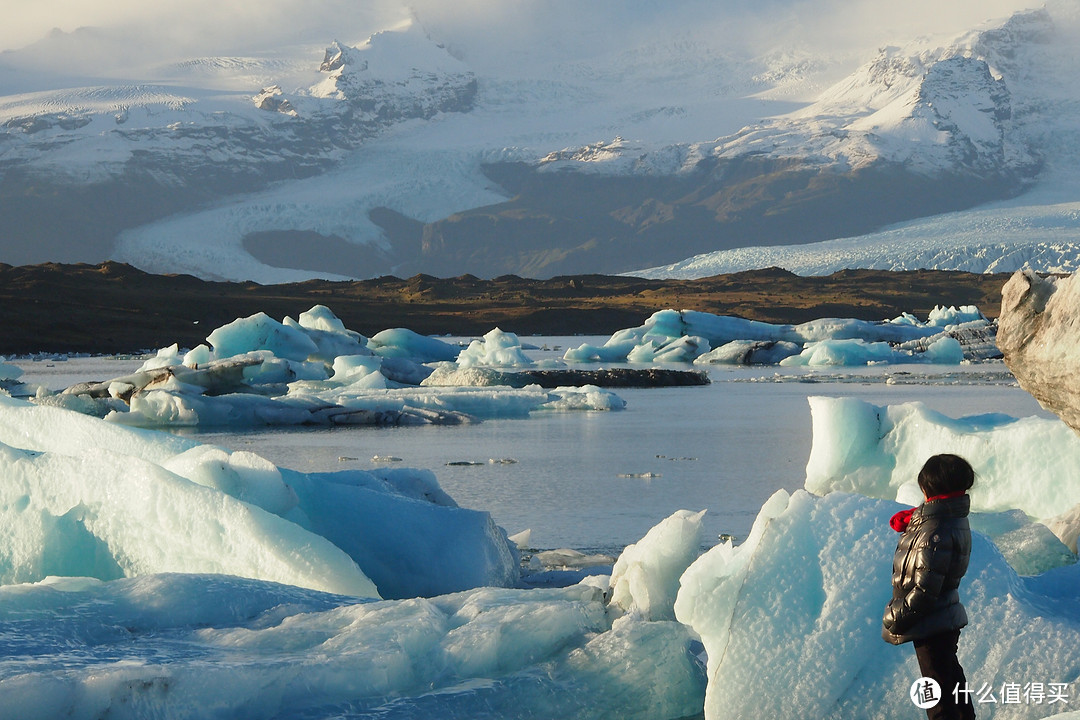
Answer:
0 261 1012 355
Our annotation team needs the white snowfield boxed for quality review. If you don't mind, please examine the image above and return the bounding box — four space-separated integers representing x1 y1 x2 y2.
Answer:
6 2 1080 281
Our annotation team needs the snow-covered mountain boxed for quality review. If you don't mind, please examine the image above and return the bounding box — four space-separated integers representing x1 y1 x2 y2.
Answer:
0 0 1075 282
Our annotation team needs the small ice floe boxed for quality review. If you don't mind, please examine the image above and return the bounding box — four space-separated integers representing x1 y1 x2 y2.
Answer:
372 455 403 463
617 472 662 479
447 460 484 466
534 548 615 570
488 457 518 464
508 528 532 549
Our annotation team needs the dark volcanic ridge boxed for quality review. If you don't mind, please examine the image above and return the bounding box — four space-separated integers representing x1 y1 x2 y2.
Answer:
0 262 1011 355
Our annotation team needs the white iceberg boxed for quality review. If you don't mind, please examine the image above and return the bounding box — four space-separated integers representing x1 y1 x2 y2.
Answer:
0 574 705 720
675 489 1080 720
456 328 535 368
804 396 1080 522
42 306 626 428
565 307 991 366
0 394 519 599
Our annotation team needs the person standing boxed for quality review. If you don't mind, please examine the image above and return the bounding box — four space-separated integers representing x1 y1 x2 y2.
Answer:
883 453 977 720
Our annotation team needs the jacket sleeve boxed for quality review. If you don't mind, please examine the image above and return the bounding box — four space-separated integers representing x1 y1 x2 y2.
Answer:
883 528 955 636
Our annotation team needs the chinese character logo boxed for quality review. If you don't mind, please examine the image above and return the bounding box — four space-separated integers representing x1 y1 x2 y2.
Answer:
911 677 942 709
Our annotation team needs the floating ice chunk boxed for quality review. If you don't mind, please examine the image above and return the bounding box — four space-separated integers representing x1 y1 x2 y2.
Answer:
161 446 300 517
923 335 964 363
675 489 1080 720
508 528 532 549
0 393 195 462
329 354 385 383
286 468 519 598
284 305 368 361
562 338 638 363
183 343 212 366
534 548 615 570
779 338 902 366
379 355 435 384
608 509 705 621
207 311 319 362
628 335 710 363
695 340 802 365
0 394 524 599
0 575 704 720
0 357 21 381
0 433 377 596
569 307 977 366
927 304 986 327
368 328 459 362
297 304 360 336
456 328 534 368
540 385 627 411
137 343 183 371
231 351 328 385
804 396 1080 521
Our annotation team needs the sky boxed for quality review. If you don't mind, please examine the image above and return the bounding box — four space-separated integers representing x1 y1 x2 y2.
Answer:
1 0 1047 63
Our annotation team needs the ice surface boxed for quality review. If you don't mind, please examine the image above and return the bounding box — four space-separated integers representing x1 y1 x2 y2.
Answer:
608 509 705 621
43 307 626 428
456 328 534 368
207 312 320 363
804 396 1080 522
368 328 460 362
675 489 1080 720
8 340 1080 717
0 406 377 596
566 307 988 366
0 574 704 720
0 357 23 381
0 394 520 599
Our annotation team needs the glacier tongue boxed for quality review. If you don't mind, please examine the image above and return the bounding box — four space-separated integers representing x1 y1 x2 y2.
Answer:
4 4 1079 280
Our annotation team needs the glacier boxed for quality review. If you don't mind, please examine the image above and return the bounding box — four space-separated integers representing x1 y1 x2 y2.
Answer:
5 1 1079 280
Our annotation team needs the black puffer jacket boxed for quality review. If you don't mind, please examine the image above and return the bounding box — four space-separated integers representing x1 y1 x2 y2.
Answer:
882 494 972 645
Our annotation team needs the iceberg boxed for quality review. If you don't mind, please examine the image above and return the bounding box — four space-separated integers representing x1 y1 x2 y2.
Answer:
675 489 1080 720
804 396 1080 523
41 306 627 428
0 574 705 720
0 394 519 599
566 306 994 366
456 328 535 368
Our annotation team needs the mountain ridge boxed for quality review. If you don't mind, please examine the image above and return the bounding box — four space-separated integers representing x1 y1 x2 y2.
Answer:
1 4 1075 281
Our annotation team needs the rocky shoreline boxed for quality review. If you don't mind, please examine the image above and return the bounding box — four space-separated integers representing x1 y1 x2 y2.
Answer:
0 261 1011 355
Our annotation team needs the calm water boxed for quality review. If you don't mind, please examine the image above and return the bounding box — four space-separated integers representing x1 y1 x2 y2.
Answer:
13 342 1050 554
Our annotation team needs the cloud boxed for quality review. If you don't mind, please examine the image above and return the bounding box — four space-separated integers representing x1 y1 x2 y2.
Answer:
1 0 407 55
1 0 1049 79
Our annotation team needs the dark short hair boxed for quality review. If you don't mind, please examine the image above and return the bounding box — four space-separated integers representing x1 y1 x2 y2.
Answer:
918 454 975 496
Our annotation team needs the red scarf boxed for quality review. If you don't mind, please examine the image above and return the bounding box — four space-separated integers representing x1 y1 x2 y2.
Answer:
889 491 966 532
